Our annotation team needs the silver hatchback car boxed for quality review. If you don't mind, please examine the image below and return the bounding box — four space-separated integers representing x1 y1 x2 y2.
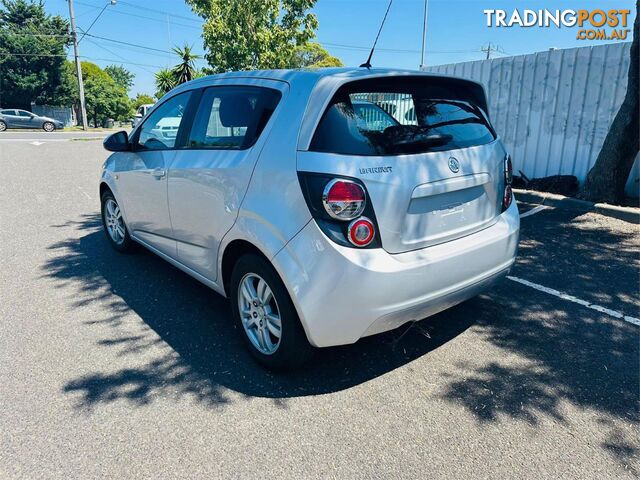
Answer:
100 68 520 369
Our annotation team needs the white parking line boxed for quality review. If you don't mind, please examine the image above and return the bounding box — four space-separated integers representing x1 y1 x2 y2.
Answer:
507 275 640 326
520 205 551 218
76 186 92 200
0 138 72 143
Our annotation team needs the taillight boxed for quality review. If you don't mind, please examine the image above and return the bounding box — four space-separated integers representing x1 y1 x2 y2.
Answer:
322 179 366 220
348 217 375 247
297 172 381 249
503 185 513 209
503 154 513 210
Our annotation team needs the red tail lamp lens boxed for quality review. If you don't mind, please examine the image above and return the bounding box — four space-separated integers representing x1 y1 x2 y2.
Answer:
322 179 366 220
503 185 513 210
348 217 375 247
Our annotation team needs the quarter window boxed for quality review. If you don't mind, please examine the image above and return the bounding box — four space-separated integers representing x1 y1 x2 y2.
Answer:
187 86 281 150
137 92 191 150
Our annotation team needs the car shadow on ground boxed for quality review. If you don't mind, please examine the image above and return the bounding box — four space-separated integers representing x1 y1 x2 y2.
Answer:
44 214 479 404
438 207 640 472
43 212 639 472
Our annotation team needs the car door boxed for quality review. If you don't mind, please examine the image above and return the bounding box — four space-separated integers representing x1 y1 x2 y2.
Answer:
1 110 21 128
15 110 32 127
115 91 193 257
167 83 284 281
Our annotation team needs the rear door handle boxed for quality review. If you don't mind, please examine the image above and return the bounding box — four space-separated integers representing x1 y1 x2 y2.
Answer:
151 168 166 179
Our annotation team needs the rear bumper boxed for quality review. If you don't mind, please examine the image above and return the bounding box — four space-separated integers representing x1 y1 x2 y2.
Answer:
273 200 520 348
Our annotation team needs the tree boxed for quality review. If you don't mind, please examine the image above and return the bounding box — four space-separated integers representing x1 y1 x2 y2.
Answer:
81 61 132 127
104 64 134 92
0 0 70 109
133 93 155 110
293 42 342 68
154 68 176 99
580 2 639 204
172 44 201 84
39 59 77 107
186 0 318 72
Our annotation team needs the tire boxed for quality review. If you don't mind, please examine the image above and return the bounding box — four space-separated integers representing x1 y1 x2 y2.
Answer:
100 190 136 253
0 120 6 132
42 121 55 132
230 254 314 370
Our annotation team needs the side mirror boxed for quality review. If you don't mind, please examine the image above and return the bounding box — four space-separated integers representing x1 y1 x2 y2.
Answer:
103 130 130 152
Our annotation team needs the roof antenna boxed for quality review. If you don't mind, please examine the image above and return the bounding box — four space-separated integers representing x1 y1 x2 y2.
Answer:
360 0 393 68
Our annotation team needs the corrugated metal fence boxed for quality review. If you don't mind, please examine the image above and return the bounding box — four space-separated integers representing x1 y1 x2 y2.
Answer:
425 42 639 196
31 104 75 127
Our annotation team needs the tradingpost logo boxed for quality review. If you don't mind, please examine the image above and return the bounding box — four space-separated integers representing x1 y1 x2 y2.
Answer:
484 9 632 40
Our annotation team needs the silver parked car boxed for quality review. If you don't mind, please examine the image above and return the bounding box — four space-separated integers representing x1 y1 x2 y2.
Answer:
100 68 520 369
0 109 64 132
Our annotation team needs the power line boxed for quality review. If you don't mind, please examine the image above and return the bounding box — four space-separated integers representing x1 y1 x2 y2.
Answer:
82 32 205 57
116 0 203 24
0 52 68 57
481 43 510 59
322 41 479 55
73 0 203 31
82 55 164 69
84 38 159 73
77 0 117 43
0 51 165 69
0 32 71 38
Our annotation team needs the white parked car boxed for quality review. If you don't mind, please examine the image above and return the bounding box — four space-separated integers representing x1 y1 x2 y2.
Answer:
132 103 155 127
100 68 520 369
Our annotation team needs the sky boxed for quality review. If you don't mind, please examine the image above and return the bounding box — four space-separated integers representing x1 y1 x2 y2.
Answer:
44 0 637 96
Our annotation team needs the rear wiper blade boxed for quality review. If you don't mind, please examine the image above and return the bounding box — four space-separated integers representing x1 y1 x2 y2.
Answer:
424 117 486 130
395 132 453 147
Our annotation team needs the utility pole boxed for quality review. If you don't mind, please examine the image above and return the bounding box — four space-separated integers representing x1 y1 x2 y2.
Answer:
67 0 88 130
419 0 429 69
482 42 493 60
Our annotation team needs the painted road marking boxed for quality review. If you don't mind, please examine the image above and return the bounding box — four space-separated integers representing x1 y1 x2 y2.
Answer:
31 141 44 146
0 139 72 143
520 205 551 218
76 186 92 200
507 275 640 326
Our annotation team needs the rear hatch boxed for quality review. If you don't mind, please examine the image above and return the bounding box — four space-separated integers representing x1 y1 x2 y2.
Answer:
298 75 506 254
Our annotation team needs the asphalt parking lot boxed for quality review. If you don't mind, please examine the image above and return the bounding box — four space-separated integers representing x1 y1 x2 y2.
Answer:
1 132 638 479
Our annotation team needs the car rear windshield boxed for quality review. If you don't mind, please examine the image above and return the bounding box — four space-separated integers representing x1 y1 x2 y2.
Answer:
309 77 495 156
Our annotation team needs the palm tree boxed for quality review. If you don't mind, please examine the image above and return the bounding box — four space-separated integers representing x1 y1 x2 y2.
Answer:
172 44 201 85
154 68 175 99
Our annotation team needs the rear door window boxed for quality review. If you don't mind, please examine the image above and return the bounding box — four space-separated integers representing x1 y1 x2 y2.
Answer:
187 86 281 150
310 77 495 156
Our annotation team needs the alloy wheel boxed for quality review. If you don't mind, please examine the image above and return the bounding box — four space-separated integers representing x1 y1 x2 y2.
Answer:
237 273 282 355
0 121 6 132
43 122 54 132
104 198 125 245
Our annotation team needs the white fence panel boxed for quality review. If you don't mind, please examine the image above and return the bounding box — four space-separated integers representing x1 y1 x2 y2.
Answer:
426 43 639 197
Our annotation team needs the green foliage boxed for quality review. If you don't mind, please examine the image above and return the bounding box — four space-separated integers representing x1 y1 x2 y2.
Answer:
154 45 207 99
154 68 176 99
104 64 134 92
293 42 342 68
172 44 201 84
81 61 132 126
186 0 318 72
133 93 155 110
0 0 70 109
40 60 77 107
